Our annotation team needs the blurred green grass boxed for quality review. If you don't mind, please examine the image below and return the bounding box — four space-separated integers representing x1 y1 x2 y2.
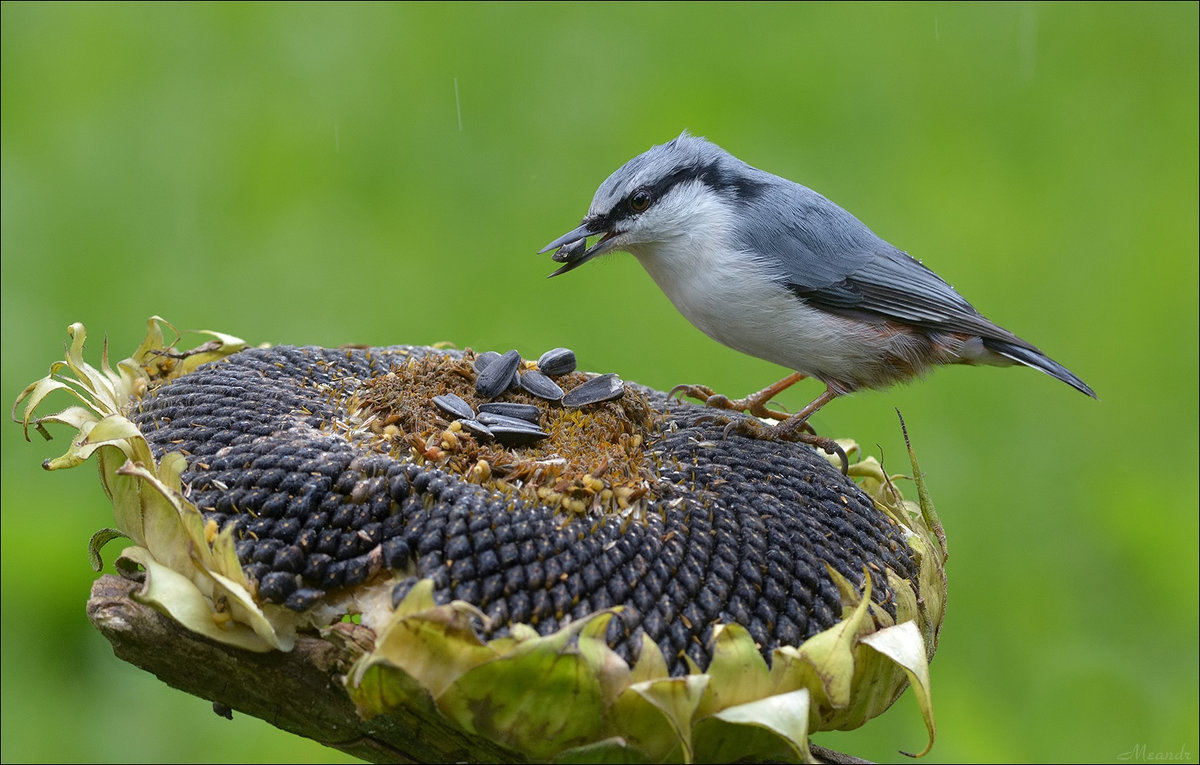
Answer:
2 3 1196 762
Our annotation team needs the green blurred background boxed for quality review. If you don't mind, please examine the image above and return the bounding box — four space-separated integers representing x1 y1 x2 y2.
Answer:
3 3 1196 762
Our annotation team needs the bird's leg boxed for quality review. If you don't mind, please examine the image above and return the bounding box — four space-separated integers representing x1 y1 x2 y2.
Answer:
668 371 807 422
776 387 847 472
772 387 839 439
722 386 848 473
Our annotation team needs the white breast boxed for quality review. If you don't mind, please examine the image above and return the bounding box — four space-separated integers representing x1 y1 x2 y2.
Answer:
625 201 909 391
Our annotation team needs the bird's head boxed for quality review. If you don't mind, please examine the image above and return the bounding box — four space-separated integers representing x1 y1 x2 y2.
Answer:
539 131 767 276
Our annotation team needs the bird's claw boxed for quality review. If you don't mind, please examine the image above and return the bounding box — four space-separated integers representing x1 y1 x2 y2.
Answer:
672 377 841 471
667 383 792 421
692 412 723 428
721 416 772 440
667 383 718 405
792 433 848 475
720 415 847 474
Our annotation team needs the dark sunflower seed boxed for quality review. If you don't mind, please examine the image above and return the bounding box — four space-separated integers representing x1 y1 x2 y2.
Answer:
488 423 550 446
552 239 587 264
476 412 541 430
562 373 624 408
258 571 298 603
473 350 502 372
473 411 549 446
519 369 565 401
459 419 494 440
433 393 475 420
537 347 577 377
478 402 541 423
283 587 325 612
475 349 521 398
271 545 304 574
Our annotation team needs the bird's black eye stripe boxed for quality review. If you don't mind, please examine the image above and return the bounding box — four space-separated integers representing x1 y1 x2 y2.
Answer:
696 161 768 201
617 169 689 220
610 159 768 225
626 161 767 216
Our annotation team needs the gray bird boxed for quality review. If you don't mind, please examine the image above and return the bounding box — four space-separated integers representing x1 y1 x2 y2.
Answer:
539 132 1095 461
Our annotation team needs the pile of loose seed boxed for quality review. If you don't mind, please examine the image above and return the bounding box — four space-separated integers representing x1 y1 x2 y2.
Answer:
428 347 626 447
347 346 656 517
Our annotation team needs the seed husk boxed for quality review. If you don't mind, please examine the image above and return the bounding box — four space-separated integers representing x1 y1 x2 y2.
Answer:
473 350 502 372
476 412 543 430
562 373 625 408
433 393 475 421
536 347 577 377
551 239 586 264
477 402 541 423
488 423 550 446
458 419 493 440
475 349 521 398
518 369 565 401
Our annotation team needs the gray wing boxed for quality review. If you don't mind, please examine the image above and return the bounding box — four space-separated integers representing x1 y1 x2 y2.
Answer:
737 182 1031 347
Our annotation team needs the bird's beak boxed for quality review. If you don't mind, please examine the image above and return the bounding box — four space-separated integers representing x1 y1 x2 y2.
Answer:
537 221 618 278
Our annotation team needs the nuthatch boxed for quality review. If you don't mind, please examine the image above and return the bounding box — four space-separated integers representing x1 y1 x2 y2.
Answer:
539 132 1095 463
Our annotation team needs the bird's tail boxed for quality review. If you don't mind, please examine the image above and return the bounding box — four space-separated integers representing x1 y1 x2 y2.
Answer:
983 338 1097 399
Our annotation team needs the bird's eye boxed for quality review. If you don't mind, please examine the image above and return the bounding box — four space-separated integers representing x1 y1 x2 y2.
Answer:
630 189 653 212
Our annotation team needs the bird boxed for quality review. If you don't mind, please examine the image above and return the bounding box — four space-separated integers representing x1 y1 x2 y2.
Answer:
538 131 1095 466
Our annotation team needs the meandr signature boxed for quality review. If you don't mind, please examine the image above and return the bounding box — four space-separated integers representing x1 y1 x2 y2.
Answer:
1116 744 1193 762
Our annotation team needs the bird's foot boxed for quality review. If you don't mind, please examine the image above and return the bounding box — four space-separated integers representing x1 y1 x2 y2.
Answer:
667 383 720 406
721 414 848 474
705 392 793 421
668 383 779 416
798 432 849 475
668 373 804 422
